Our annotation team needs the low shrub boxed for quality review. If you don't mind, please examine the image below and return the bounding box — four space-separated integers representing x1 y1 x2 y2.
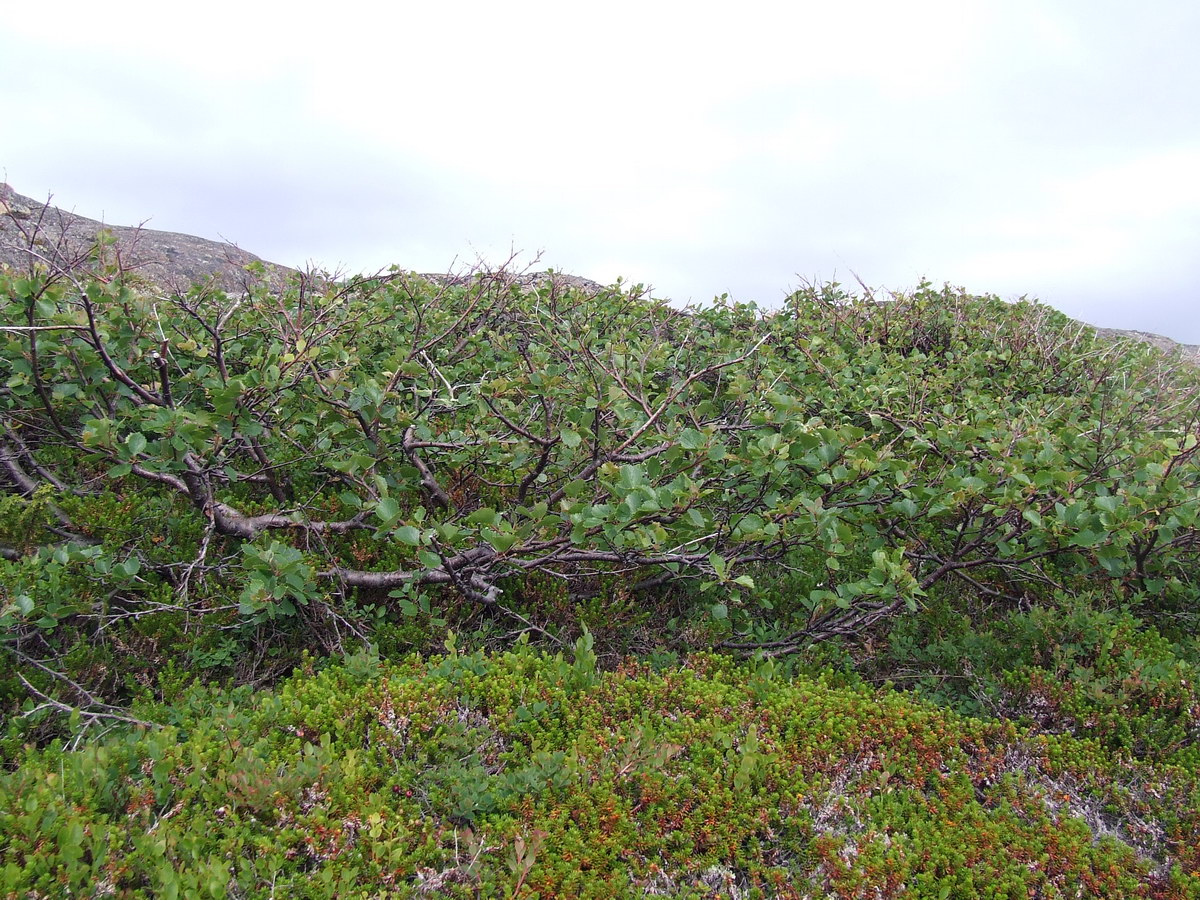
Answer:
2 640 1196 898
883 599 1200 767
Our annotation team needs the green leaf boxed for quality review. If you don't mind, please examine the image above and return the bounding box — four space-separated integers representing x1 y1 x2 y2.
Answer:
466 508 500 526
375 497 401 523
617 465 645 490
484 529 519 553
394 525 422 546
125 432 147 456
1069 529 1106 548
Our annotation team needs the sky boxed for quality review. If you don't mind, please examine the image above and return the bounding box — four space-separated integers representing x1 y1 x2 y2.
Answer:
3 1 1198 342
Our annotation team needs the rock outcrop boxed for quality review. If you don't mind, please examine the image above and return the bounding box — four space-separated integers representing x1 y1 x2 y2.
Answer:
1090 326 1199 365
0 183 294 293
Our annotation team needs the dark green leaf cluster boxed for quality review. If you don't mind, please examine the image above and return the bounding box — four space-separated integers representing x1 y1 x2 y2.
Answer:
3 262 1195 668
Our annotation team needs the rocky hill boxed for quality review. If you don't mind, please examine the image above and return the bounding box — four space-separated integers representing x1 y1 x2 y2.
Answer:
0 183 294 293
1091 325 1200 364
3 182 1196 363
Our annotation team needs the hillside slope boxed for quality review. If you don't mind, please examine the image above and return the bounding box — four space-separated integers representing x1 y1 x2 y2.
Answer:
0 183 293 293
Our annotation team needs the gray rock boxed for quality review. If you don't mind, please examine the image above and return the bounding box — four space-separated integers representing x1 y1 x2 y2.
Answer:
1089 325 1199 366
0 183 294 293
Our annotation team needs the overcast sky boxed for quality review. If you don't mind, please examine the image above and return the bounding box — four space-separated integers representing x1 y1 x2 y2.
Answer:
4 1 1198 341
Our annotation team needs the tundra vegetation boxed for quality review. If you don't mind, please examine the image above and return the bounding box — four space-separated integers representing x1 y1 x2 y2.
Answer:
1 235 1198 897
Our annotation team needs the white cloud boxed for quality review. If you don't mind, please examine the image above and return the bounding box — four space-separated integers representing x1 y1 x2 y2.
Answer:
949 147 1200 296
3 1 1198 340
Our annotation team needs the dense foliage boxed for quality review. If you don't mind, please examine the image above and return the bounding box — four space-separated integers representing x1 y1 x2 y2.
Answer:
1 243 1198 895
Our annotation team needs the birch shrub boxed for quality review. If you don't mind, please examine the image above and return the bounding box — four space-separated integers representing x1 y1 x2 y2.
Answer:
1 258 1198 718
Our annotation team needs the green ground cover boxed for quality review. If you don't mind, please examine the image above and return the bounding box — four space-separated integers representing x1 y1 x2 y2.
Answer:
1 249 1198 896
4 641 1198 898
